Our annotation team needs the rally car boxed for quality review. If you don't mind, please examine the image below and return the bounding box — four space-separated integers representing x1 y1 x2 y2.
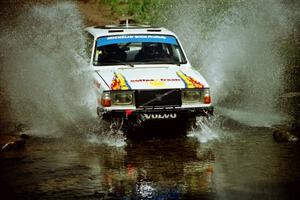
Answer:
85 24 213 130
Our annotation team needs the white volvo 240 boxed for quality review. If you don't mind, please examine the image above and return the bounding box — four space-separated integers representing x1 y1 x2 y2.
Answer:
85 24 213 132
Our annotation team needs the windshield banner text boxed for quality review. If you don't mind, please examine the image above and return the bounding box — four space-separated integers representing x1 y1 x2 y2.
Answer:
97 35 178 47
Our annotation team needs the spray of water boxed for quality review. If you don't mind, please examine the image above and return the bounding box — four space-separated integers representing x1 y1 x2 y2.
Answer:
187 116 221 143
0 2 92 135
85 119 126 147
159 0 298 129
155 0 298 142
163 0 296 126
0 2 126 146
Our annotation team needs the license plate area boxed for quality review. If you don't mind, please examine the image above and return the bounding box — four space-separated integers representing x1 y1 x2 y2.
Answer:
141 113 178 120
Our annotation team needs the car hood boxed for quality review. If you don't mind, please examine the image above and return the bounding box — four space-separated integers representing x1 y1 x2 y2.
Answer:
95 65 209 90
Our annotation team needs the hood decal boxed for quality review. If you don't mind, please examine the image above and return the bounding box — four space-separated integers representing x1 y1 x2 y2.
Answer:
149 80 166 87
111 73 131 90
97 66 208 90
176 70 204 89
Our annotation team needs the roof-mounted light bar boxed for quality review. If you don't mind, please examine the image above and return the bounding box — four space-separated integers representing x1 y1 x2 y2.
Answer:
147 29 162 32
108 29 124 33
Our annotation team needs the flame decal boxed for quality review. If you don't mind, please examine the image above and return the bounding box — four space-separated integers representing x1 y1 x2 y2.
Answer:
176 70 204 89
111 73 131 90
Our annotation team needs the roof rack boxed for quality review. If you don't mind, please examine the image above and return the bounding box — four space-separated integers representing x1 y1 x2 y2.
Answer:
94 24 155 29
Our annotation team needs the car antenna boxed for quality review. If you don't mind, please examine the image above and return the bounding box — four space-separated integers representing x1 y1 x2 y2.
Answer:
119 17 136 28
126 19 129 28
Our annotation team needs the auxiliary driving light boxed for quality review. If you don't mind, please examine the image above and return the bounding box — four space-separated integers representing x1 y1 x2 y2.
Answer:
182 90 201 103
112 92 134 105
182 89 212 104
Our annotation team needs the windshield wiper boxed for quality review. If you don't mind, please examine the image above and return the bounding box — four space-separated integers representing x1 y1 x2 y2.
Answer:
99 59 134 67
140 59 181 66
118 62 135 67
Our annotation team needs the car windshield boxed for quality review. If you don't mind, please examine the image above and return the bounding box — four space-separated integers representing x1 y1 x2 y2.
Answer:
93 35 187 66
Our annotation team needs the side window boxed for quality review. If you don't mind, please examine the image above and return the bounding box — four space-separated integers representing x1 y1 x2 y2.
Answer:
85 32 94 62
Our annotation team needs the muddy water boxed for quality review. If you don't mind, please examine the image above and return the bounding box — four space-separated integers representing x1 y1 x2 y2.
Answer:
1 123 300 200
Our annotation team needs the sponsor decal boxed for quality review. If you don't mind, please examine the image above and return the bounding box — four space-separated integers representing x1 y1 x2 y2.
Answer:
130 78 181 87
176 70 204 89
150 80 165 87
111 73 131 90
142 113 177 120
130 78 180 84
97 35 178 47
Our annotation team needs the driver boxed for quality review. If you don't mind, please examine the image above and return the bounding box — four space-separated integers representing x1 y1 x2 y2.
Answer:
98 44 127 63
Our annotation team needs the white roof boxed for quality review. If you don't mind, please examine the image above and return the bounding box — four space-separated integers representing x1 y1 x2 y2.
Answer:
85 25 177 38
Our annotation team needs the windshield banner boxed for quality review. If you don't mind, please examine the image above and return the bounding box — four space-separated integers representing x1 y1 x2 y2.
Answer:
97 35 178 47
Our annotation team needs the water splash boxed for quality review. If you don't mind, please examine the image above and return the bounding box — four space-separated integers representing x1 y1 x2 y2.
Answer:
162 0 297 126
86 131 126 147
0 2 124 146
216 106 286 127
1 2 97 136
187 116 221 143
86 119 126 147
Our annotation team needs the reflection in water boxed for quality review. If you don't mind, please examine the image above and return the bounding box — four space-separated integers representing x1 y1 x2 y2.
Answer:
0 134 215 199
91 137 215 199
1 125 300 199
127 139 214 199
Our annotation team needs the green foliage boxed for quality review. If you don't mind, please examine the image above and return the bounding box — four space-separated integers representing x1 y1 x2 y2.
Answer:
100 0 168 24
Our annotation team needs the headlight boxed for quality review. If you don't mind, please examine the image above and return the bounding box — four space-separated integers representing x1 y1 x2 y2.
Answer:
182 90 201 103
182 89 211 104
101 91 135 107
111 91 134 105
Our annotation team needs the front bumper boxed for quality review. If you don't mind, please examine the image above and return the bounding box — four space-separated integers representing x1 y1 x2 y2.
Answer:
98 106 214 120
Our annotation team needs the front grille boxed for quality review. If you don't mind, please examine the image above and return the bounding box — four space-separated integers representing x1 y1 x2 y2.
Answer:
135 89 181 108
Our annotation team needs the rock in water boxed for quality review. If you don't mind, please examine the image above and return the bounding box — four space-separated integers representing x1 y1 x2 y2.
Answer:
273 129 298 143
20 133 30 139
1 139 26 152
